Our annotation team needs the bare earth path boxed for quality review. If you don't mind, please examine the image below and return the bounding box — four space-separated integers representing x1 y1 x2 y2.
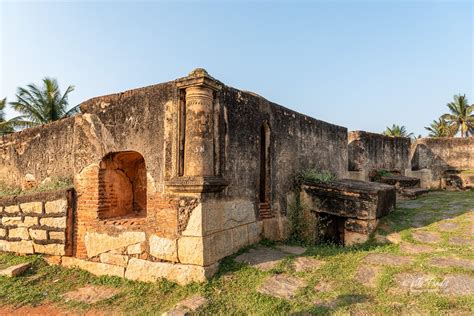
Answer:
0 190 473 314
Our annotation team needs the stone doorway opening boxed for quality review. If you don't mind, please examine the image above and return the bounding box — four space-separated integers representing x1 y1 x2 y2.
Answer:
317 213 345 245
98 151 147 219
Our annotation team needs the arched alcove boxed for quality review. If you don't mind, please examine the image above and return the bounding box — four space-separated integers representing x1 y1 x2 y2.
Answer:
98 151 147 219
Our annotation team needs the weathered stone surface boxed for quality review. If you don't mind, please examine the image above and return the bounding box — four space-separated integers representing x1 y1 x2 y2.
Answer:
203 229 234 265
62 257 125 277
429 257 474 271
149 235 178 262
399 243 435 254
124 258 218 285
314 280 336 292
33 243 65 255
44 199 68 214
21 216 38 227
4 205 20 214
234 246 287 271
257 274 307 299
412 231 441 244
49 231 65 241
63 285 119 304
0 263 31 277
448 237 474 247
354 265 381 287
177 236 204 265
0 228 5 237
247 221 262 244
9 228 30 240
440 275 474 295
276 245 306 255
438 222 460 232
29 229 48 240
363 253 414 266
99 253 129 267
127 242 144 255
39 217 66 229
164 295 208 316
344 230 369 246
84 231 146 258
292 257 324 273
45 256 62 265
394 272 436 293
2 216 22 226
231 225 249 252
20 202 42 214
4 241 34 254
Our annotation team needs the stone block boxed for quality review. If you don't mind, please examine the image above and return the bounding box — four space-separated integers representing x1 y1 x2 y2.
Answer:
344 230 370 246
84 231 147 258
348 171 368 182
262 218 279 240
45 199 68 214
29 229 48 240
149 235 178 262
5 240 34 254
4 205 20 214
124 258 218 285
49 231 65 241
248 221 262 244
222 200 256 230
204 230 233 265
127 242 145 255
2 216 22 226
45 256 62 265
0 228 6 238
33 243 65 255
21 216 39 227
177 236 204 265
182 203 203 236
344 218 379 234
0 240 7 251
0 263 31 277
99 253 129 267
9 227 30 240
40 217 66 229
20 202 43 214
62 257 125 277
405 169 433 189
231 225 248 252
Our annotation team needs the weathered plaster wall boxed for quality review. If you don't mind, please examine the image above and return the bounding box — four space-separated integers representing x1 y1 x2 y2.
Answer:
410 137 474 182
348 131 411 174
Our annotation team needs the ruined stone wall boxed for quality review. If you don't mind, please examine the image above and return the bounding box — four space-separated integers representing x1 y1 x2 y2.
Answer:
410 137 474 182
0 188 74 256
348 131 411 176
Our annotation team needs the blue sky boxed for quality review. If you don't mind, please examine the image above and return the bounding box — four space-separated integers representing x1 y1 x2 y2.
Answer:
1 0 472 136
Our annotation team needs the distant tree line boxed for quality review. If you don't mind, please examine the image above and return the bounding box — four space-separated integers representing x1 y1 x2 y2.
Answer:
384 94 474 138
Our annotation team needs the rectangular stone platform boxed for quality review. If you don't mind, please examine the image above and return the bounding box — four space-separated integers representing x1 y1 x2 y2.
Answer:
300 179 396 246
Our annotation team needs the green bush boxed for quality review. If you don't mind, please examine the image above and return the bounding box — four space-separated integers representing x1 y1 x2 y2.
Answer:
0 177 73 197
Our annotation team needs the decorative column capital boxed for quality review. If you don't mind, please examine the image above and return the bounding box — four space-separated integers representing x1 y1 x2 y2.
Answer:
175 68 222 92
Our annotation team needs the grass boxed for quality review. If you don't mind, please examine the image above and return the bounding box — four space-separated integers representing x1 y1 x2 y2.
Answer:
0 177 73 197
0 190 473 314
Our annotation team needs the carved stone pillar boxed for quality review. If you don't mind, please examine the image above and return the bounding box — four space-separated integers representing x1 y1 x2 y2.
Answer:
166 68 228 193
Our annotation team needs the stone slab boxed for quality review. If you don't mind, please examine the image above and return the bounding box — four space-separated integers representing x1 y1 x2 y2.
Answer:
292 257 324 273
363 253 414 266
394 272 436 293
399 243 435 254
163 295 208 316
84 231 146 258
412 231 441 244
234 246 288 271
257 274 307 300
354 265 381 287
63 285 119 304
0 263 31 277
429 257 474 271
440 275 474 295
276 245 306 255
62 257 125 277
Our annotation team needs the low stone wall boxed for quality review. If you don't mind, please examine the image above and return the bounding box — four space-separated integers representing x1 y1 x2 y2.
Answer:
410 137 474 187
0 188 74 256
348 131 411 179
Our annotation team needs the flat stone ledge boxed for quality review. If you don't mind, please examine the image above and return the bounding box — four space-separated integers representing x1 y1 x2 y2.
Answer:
163 295 208 316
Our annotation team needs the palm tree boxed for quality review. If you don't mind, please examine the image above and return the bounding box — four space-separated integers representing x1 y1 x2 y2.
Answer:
383 124 414 138
425 118 456 137
441 94 474 137
0 98 15 135
9 78 75 128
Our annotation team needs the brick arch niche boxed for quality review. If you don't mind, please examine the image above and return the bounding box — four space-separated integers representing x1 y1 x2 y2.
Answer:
98 151 147 219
